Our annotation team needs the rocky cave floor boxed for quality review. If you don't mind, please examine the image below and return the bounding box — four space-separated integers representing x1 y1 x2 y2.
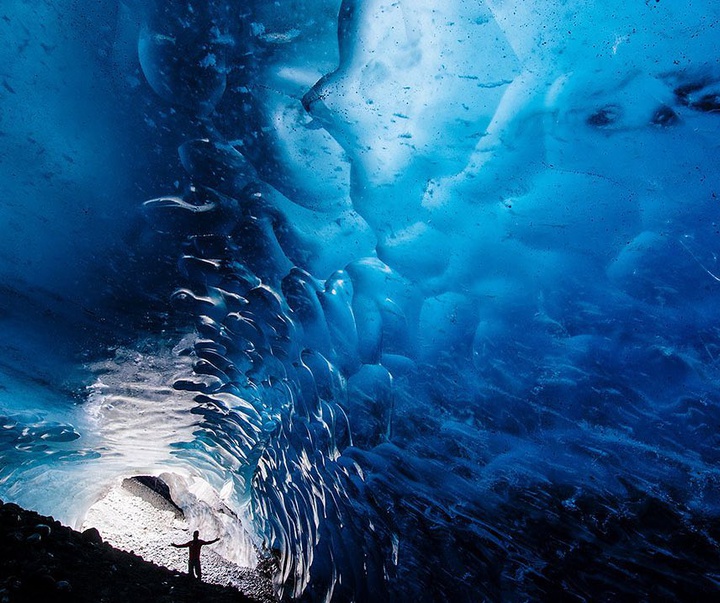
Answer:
0 495 278 603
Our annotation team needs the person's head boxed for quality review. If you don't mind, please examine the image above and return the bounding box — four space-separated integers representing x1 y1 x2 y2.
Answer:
193 530 199 539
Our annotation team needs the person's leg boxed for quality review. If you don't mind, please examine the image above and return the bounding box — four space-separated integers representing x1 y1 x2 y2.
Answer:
190 559 202 580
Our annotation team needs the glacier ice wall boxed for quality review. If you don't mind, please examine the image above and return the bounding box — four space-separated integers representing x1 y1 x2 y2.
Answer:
2 0 720 601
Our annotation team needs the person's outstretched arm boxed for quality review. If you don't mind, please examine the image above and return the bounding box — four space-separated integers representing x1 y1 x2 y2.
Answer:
200 537 220 545
170 541 191 548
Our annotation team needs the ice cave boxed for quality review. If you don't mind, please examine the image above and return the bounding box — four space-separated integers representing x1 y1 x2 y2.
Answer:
1 0 720 600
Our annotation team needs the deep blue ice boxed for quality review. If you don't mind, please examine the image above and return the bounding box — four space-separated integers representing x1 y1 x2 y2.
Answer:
1 1 720 601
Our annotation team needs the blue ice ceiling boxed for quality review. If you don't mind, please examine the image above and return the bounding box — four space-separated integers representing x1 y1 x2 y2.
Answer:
1 0 720 601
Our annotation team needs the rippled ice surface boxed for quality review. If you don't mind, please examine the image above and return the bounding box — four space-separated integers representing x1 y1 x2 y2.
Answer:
1 1 720 601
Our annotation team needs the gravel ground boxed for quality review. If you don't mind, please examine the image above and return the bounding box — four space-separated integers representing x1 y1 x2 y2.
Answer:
0 499 261 603
81 477 277 602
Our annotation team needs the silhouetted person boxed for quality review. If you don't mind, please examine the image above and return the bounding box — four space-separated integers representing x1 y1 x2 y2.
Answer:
171 530 220 581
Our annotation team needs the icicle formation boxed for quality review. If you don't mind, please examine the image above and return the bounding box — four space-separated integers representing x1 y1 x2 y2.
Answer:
136 3 407 598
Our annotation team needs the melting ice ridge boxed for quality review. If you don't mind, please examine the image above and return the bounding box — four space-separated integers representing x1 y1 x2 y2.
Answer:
1 0 720 601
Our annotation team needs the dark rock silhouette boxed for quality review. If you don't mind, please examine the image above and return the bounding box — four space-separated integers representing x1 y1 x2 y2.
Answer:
0 499 260 603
